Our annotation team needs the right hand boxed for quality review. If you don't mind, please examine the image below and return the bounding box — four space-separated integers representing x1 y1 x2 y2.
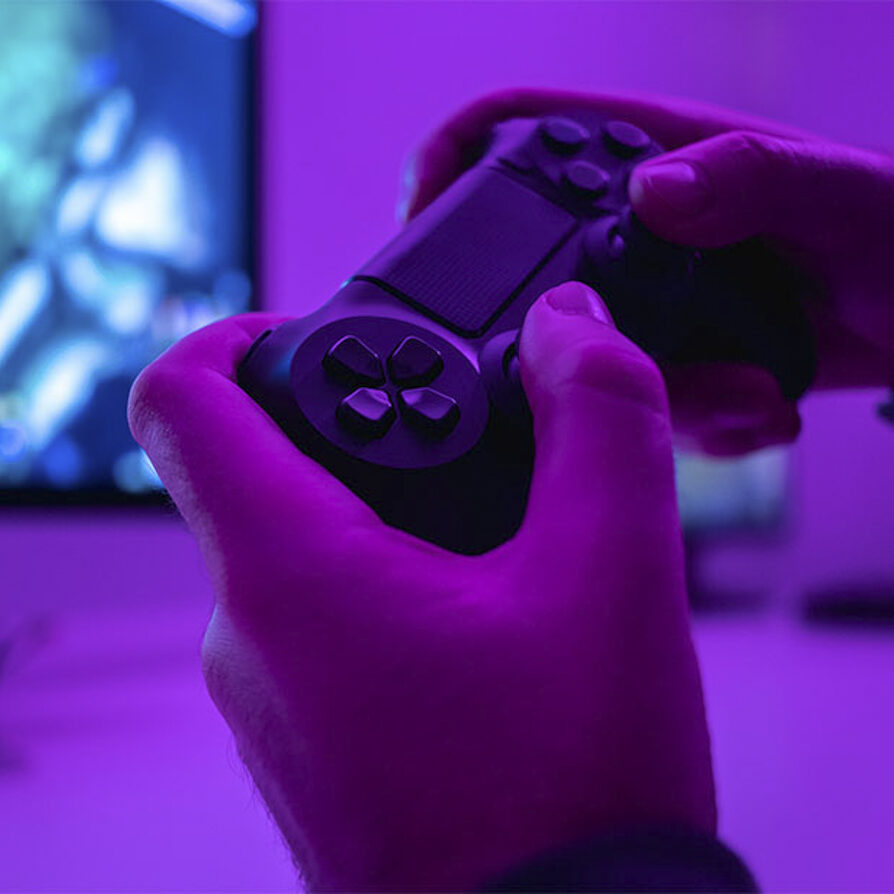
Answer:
128 285 715 891
399 88 894 453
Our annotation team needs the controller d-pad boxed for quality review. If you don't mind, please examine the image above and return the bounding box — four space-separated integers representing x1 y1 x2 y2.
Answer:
323 335 384 386
284 312 490 469
399 387 460 438
539 117 589 154
562 160 609 198
337 388 395 439
603 120 651 157
388 336 444 386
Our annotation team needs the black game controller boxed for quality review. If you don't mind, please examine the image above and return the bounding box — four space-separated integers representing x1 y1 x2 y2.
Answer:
239 112 815 554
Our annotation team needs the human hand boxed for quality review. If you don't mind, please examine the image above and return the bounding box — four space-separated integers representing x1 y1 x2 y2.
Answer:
400 88 894 454
128 282 715 891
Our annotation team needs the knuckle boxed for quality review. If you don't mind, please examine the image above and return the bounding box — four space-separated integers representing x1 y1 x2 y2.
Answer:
712 130 802 224
199 627 224 698
717 129 799 180
126 361 164 438
126 359 184 444
720 128 777 161
561 338 668 416
199 613 258 721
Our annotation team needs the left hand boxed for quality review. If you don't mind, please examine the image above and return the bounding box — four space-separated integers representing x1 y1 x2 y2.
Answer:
397 88 856 457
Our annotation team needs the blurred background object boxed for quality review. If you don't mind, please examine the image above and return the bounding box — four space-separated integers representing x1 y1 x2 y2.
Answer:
0 0 254 499
2 2 894 892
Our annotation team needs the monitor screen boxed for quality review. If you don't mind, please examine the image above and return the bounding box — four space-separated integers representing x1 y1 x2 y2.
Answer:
0 0 256 500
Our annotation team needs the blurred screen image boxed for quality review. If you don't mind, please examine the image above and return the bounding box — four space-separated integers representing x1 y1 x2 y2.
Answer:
0 0 255 498
676 447 789 535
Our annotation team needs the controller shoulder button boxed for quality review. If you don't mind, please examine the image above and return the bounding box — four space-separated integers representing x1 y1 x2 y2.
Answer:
241 328 273 368
399 387 460 438
603 120 651 157
538 117 590 154
337 388 395 439
562 160 610 197
388 336 444 386
323 335 384 386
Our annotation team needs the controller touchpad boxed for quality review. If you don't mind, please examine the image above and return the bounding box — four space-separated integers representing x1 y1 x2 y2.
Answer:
359 170 576 336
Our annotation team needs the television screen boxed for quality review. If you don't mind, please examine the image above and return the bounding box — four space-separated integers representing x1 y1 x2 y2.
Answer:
0 0 256 500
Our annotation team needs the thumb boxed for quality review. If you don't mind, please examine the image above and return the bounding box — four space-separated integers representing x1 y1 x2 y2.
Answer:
513 281 681 583
629 129 894 249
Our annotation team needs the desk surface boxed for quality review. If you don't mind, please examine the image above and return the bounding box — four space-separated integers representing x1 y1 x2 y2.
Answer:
1 603 892 892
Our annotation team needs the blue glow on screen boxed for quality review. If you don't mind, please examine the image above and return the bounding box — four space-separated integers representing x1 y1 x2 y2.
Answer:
0 0 255 495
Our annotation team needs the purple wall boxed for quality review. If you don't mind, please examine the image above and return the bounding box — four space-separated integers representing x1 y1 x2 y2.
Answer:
4 2 894 889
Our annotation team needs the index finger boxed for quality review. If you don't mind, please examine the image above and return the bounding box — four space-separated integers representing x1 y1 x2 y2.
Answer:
128 313 382 569
403 87 818 220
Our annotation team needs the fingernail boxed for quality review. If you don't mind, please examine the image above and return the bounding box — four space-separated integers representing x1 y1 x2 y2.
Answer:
395 152 419 223
631 161 713 217
544 281 612 323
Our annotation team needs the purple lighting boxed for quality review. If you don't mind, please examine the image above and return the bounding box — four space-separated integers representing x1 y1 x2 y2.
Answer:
3 2 894 891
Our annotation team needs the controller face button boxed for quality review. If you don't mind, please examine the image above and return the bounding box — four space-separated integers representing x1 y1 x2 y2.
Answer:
388 336 444 386
562 160 610 197
323 335 384 386
603 120 651 157
539 117 590 154
399 387 460 437
337 388 395 439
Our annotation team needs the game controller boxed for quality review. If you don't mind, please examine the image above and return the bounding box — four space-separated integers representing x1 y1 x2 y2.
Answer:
238 111 816 554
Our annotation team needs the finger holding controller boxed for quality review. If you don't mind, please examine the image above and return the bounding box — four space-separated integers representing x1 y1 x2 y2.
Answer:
629 128 894 391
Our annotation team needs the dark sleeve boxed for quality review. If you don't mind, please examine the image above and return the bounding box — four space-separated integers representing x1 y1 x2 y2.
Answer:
478 827 759 892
